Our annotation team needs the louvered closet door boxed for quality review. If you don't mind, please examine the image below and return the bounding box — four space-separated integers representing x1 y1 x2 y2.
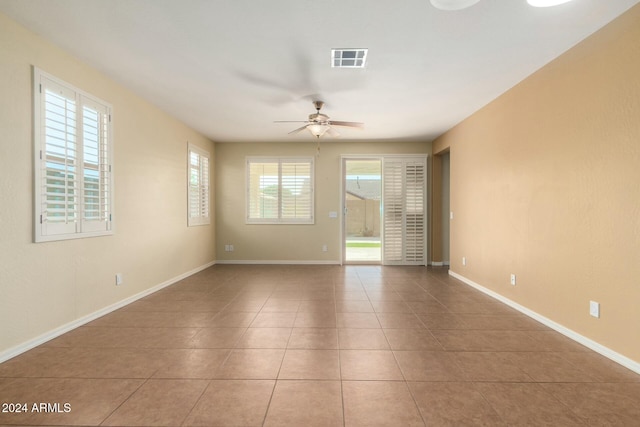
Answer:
382 157 427 265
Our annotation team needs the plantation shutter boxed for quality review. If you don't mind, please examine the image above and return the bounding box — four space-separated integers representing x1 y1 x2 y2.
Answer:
80 98 111 232
404 160 426 263
35 69 113 242
40 78 79 237
383 161 403 263
382 156 427 265
248 161 279 220
281 161 312 220
188 144 210 226
246 157 314 224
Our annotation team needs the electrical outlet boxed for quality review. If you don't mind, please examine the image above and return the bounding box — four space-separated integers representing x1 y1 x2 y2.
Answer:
589 301 600 318
450 211 454 220
322 244 328 252
224 245 230 252
510 274 516 286
462 257 466 266
229 245 234 252
115 273 123 286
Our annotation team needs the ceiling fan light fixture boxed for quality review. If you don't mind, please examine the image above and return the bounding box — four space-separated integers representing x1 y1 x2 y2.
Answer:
429 0 481 11
527 0 574 7
307 124 329 137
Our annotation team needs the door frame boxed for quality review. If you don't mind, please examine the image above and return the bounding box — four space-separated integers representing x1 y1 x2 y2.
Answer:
340 154 429 266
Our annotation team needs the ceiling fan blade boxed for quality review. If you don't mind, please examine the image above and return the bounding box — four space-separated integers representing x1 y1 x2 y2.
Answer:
326 127 341 138
329 120 364 128
288 125 309 135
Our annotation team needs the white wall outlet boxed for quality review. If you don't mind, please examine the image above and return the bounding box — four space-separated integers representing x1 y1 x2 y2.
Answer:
329 211 338 218
589 301 600 318
322 244 328 252
224 244 230 252
450 211 454 220
462 257 466 266
115 273 123 286
229 244 234 252
510 274 517 286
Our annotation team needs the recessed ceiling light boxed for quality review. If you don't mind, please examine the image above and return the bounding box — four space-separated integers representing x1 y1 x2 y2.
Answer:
527 0 575 7
430 0 481 11
331 49 368 68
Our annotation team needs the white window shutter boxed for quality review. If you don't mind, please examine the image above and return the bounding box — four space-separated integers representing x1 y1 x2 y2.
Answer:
382 156 427 265
404 160 426 263
383 161 404 263
35 69 114 242
80 98 112 233
246 157 314 224
280 161 313 220
248 161 279 220
188 144 210 226
40 78 79 237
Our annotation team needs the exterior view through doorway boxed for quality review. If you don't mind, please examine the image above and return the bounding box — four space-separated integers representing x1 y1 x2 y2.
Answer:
343 158 382 263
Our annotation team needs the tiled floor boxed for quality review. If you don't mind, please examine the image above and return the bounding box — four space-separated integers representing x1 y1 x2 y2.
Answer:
1 265 639 426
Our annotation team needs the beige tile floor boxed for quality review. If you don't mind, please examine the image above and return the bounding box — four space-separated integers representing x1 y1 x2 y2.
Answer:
1 265 639 426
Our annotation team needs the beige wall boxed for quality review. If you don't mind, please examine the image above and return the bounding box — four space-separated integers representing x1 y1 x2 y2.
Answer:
215 141 430 263
434 5 640 362
0 13 216 357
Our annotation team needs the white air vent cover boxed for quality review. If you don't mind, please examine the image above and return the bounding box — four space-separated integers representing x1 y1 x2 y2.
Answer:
331 49 368 68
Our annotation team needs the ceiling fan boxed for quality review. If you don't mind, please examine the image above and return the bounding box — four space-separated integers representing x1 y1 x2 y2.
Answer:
275 101 364 138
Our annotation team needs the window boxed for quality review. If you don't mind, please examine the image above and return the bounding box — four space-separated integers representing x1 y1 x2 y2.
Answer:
188 143 210 226
33 68 113 242
246 157 314 224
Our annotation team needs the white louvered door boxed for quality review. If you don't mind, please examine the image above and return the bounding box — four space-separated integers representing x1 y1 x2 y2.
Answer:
382 156 427 265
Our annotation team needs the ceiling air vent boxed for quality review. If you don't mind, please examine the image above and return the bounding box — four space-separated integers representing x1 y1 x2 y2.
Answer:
331 49 368 68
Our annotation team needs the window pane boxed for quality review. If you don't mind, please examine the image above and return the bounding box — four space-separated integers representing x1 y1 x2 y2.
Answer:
248 162 279 219
281 162 311 219
44 89 77 224
82 106 101 220
188 147 210 225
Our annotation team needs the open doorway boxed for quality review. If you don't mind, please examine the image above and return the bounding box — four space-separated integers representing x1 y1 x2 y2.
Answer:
343 158 382 263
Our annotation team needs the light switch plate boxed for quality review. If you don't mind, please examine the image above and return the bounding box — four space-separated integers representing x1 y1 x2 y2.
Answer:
589 301 600 318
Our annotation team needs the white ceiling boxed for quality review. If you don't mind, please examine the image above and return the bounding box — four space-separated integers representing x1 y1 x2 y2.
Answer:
1 0 638 143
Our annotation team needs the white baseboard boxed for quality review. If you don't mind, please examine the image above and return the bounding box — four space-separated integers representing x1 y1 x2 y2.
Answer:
449 270 640 375
0 260 216 364
215 259 341 265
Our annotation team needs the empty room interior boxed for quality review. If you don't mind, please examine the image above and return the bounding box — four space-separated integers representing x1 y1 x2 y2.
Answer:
1 0 639 425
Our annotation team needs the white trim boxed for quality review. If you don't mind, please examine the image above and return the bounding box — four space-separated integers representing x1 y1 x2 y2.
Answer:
449 270 640 375
216 259 340 265
431 261 444 266
0 260 216 364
